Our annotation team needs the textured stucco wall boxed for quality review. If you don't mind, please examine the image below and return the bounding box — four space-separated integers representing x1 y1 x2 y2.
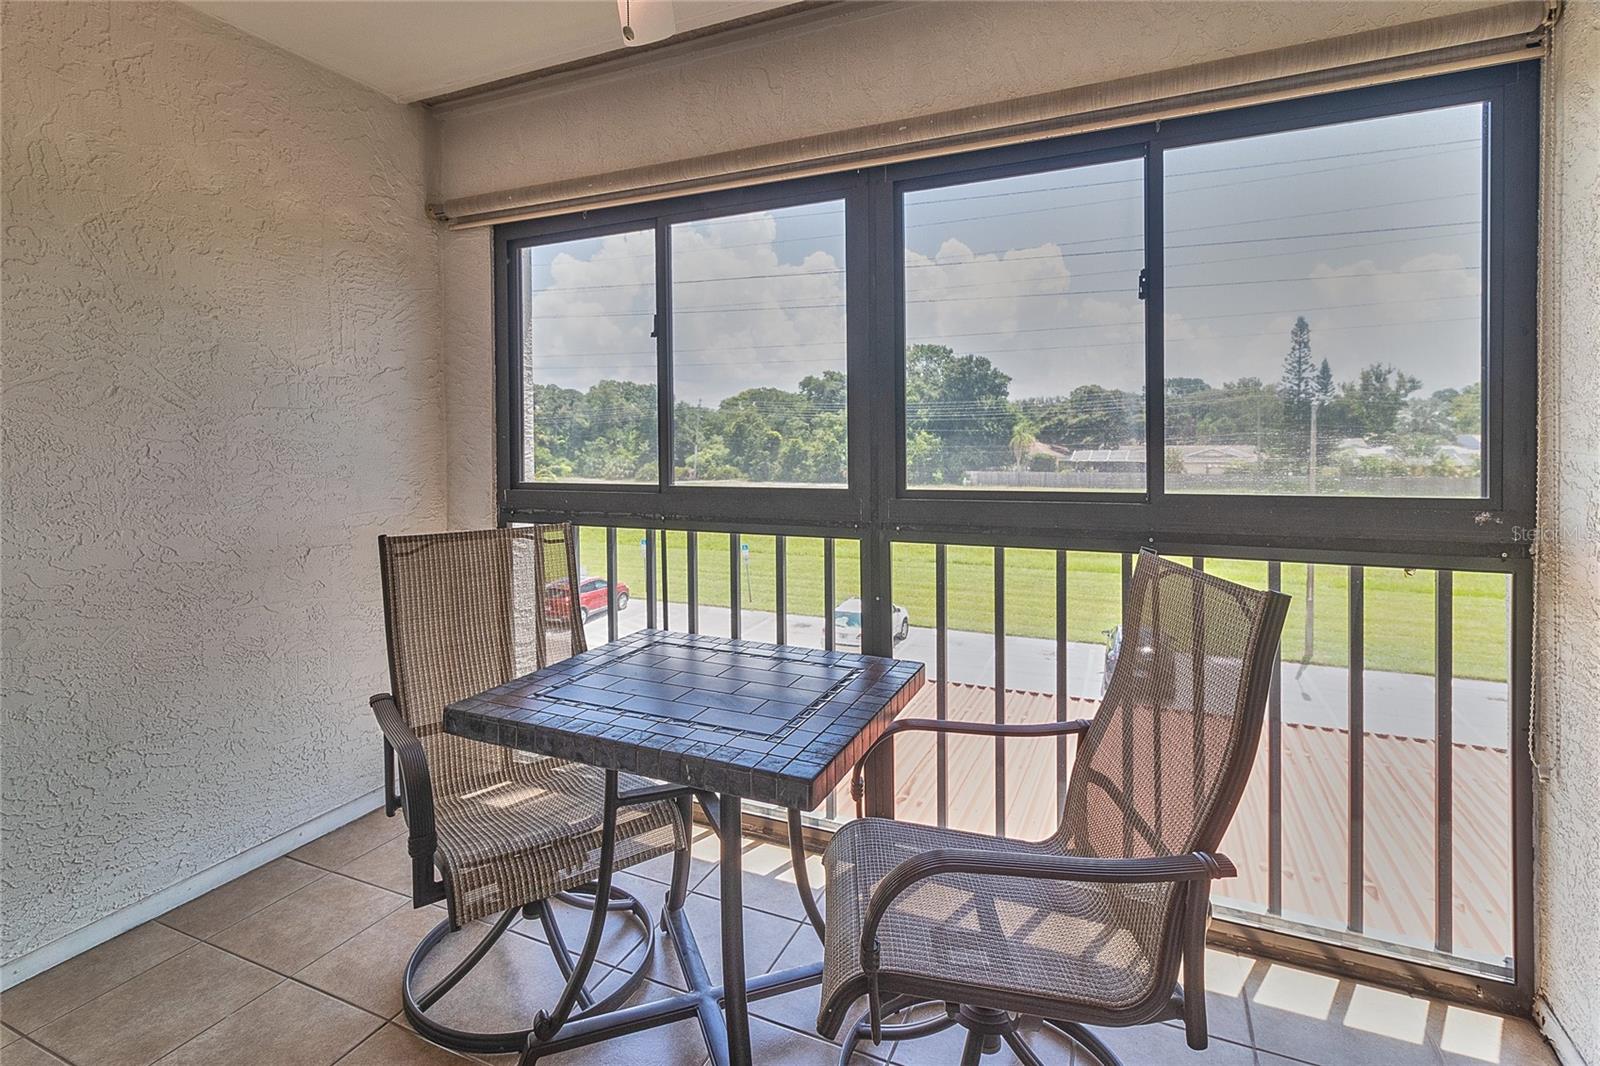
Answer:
1536 4 1600 1061
439 226 495 528
1 2 445 965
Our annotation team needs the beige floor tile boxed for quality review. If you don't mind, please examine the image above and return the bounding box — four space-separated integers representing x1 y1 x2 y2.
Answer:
338 835 416 896
299 905 480 1018
1083 1021 1257 1065
746 930 831 1040
512 871 675 972
0 923 196 1034
670 892 801 986
627 828 718 893
886 1009 1079 1065
1160 948 1256 1048
335 1024 477 1065
406 920 611 1040
29 943 280 1066
597 890 802 994
292 809 407 872
691 840 828 918
159 857 326 939
2 1040 70 1065
1248 964 1442 1066
748 1016 889 1065
155 980 381 1066
211 872 407 975
1435 1005 1559 1065
524 1014 710 1066
2 1024 21 1048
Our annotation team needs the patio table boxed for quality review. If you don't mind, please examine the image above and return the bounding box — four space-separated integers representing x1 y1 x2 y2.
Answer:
444 628 925 1066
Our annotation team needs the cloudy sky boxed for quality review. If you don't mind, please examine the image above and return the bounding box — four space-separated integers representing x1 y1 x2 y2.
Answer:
523 100 1484 432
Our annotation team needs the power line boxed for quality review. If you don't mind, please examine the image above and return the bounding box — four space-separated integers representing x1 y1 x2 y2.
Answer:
530 220 1479 317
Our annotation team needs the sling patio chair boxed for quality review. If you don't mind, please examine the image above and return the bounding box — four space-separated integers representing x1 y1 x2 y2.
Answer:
369 525 690 1056
817 549 1290 1065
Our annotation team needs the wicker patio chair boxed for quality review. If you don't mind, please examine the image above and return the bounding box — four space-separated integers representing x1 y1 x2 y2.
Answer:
369 525 690 1056
817 550 1289 1066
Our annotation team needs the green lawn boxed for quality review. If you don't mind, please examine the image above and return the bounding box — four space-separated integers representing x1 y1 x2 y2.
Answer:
576 528 1510 682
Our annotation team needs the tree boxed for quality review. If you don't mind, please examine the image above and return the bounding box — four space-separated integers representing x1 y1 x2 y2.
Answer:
1009 416 1038 471
1313 359 1335 408
1028 386 1139 450
1447 382 1482 436
904 344 1016 484
1279 316 1314 459
1340 363 1423 440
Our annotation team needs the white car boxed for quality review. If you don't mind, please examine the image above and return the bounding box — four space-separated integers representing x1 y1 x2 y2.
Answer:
833 598 910 645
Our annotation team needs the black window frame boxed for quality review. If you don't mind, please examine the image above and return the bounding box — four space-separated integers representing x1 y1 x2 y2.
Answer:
498 172 870 534
496 63 1538 561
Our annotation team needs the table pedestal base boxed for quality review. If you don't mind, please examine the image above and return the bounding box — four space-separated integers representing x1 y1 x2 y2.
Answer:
522 794 825 1066
519 908 823 1065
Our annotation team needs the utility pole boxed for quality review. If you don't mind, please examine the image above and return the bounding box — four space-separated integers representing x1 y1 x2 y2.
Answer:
1303 400 1320 663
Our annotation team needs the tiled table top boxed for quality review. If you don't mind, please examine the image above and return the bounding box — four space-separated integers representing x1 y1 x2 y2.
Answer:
444 629 925 810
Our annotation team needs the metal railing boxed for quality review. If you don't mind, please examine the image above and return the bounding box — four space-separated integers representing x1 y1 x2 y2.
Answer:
564 521 1530 1011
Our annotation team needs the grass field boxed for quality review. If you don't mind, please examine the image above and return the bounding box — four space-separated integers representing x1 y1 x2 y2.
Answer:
576 527 1511 682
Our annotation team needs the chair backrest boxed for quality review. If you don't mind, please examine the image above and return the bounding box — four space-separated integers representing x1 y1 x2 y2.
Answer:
1057 551 1288 861
378 525 587 740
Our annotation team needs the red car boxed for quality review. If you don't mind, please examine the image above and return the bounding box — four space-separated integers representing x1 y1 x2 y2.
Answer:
545 577 630 622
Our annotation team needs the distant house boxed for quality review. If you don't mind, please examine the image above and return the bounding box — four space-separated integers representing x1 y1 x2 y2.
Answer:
1171 444 1260 475
1064 447 1145 471
1026 440 1073 464
1058 444 1260 474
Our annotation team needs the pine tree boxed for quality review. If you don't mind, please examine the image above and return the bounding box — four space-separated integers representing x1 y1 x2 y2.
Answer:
1314 358 1335 407
1279 316 1314 459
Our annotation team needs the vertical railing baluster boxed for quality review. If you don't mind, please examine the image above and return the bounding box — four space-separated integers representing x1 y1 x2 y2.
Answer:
606 527 619 643
823 539 836 653
729 532 741 640
1436 569 1454 954
1055 549 1069 817
936 543 949 829
994 546 1006 838
659 529 670 631
1267 559 1283 916
775 535 788 646
1348 564 1365 934
687 532 699 634
824 538 837 821
645 529 657 630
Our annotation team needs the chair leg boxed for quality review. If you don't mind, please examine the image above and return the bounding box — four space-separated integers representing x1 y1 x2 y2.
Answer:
837 1000 957 1064
535 886 659 1015
1043 1020 1127 1066
1001 1028 1049 1066
400 885 658 1053
664 792 695 924
402 908 528 1054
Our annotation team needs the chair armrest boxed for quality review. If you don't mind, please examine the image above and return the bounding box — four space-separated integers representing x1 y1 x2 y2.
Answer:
861 849 1234 968
370 694 443 904
850 718 1093 815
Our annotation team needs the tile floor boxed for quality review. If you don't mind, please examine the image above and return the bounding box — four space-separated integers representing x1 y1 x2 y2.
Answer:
0 810 1559 1066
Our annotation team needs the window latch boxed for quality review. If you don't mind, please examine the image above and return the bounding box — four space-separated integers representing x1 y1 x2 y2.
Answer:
1137 269 1149 301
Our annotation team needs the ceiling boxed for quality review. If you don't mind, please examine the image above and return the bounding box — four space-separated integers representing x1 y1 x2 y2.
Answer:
187 1 802 104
